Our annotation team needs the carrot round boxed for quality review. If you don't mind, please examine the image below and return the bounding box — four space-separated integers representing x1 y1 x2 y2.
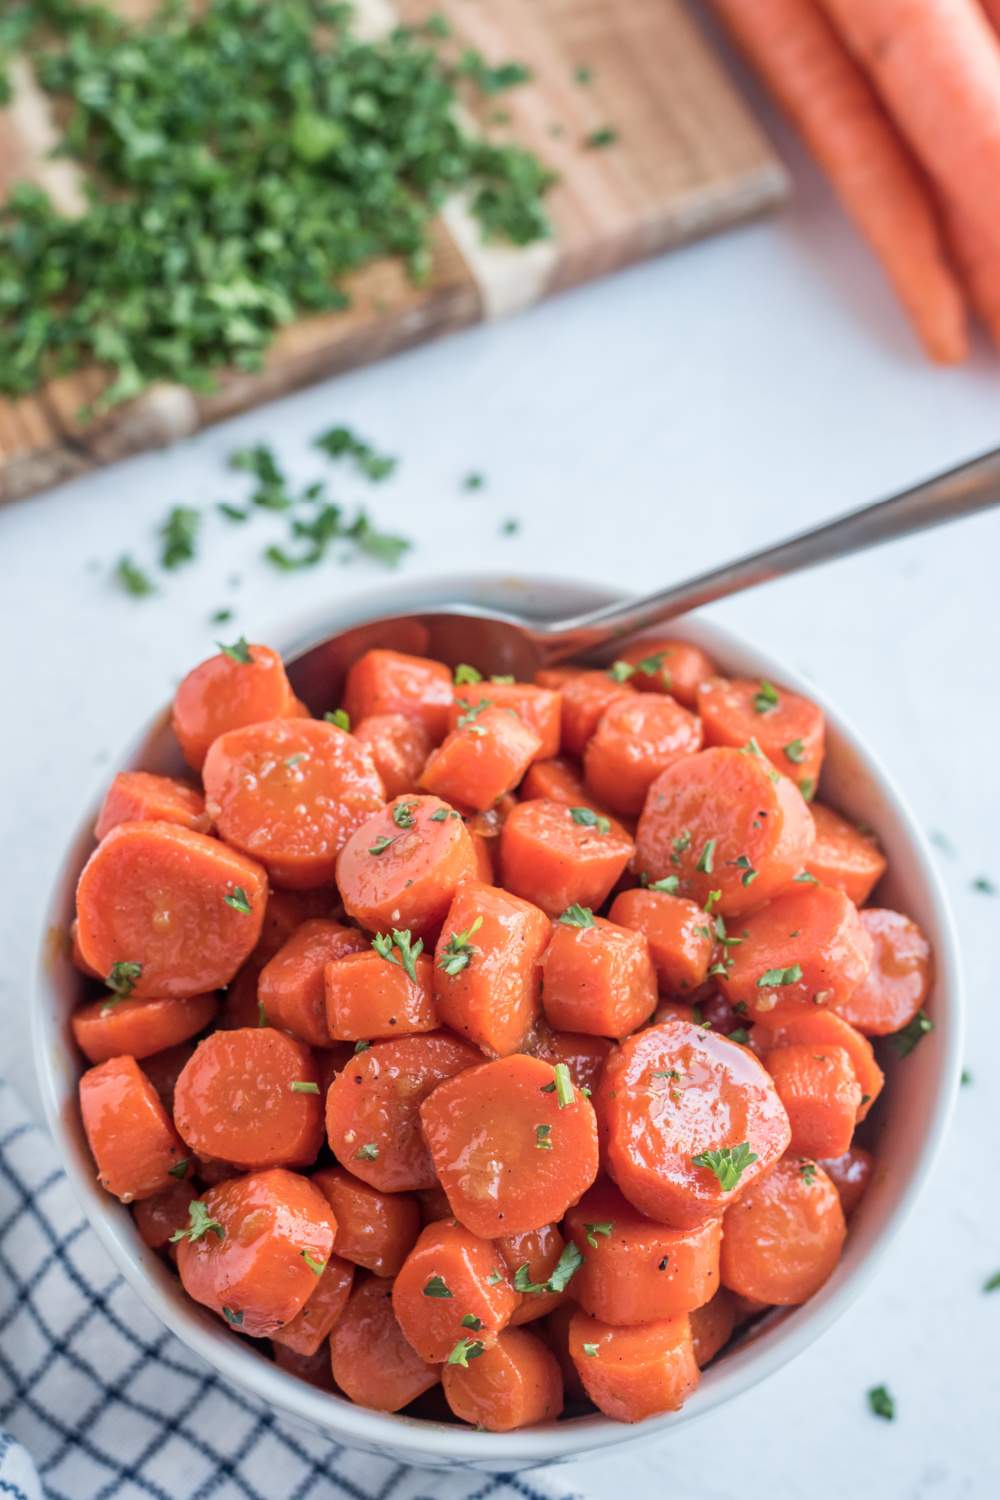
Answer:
325 947 438 1040
765 1044 862 1158
336 794 478 941
446 681 562 760
818 1145 875 1218
713 0 968 364
270 1254 355 1357
499 798 634 918
541 916 657 1040
95 771 209 841
499 1222 572 1324
202 718 384 889
833 907 932 1035
343 649 454 744
564 1179 722 1324
433 880 550 1056
353 713 431 799
259 918 367 1046
528 1025 613 1095
697 677 824 800
608 888 713 995
142 1039 196 1112
420 1053 599 1238
75 821 267 999
442 1327 563 1432
171 642 302 771
72 992 217 1065
756 1008 884 1121
689 1289 737 1367
559 671 637 756
569 1309 699 1423
133 1180 198 1251
420 704 541 812
617 639 716 706
325 1032 481 1192
804 803 887 905
330 1276 440 1412
720 1156 846 1304
79 1056 187 1201
520 755 602 810
635 747 814 917
175 1168 335 1337
584 693 702 815
312 1166 420 1276
392 1220 519 1362
597 1021 790 1229
173 1028 324 1169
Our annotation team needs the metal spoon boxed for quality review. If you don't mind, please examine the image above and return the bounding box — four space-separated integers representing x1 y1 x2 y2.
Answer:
286 445 1000 706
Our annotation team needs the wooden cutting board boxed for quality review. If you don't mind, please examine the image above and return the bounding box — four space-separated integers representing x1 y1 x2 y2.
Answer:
0 0 787 503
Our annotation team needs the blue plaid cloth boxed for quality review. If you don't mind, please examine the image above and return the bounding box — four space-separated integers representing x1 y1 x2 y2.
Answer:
0 1081 573 1500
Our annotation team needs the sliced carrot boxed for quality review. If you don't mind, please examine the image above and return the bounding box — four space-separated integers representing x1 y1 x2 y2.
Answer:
584 694 702 815
171 641 303 771
80 1056 188 1201
142 1039 196 1112
343 649 454 744
392 1220 519 1362
219 958 265 1030
70 918 100 978
336 794 478 941
543 1302 588 1401
498 799 634 918
259 918 367 1046
202 718 384 889
443 1327 563 1432
173 1028 324 1169
528 1024 613 1095
833 907 932 1035
718 884 873 1020
720 1156 846 1305
564 1178 721 1324
325 948 438 1041
559 671 637 757
353 713 431 799
756 1009 884 1121
541 916 657 1040
271 1254 355 1357
433 881 550 1057
615 638 717 707
653 999 698 1026
330 1276 440 1411
176 1168 335 1337
608 888 713 995
569 1309 699 1423
420 705 541 812
95 771 209 841
635 747 814 917
818 1145 875 1217
803 803 887 905
420 1053 599 1238
446 681 562 761
534 666 582 692
254 887 336 964
689 1289 737 1367
597 1020 790 1229
765 1044 862 1158
698 677 824 801
499 1222 571 1324
469 831 494 883
325 1032 481 1192
132 1180 198 1250
273 1340 336 1392
311 1166 420 1276
75 821 267 998
520 755 598 809
72 992 217 1065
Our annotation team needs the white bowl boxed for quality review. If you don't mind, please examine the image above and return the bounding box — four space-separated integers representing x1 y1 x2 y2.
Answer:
32 573 963 1473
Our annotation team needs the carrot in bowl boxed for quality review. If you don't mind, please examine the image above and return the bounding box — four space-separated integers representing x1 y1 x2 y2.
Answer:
803 803 887 905
312 1167 420 1277
697 676 824 801
95 771 209 841
343 649 454 744
330 1277 440 1412
614 639 717 707
270 1254 355 1358
72 992 217 1065
765 1044 862 1159
540 915 657 1040
443 1328 564 1432
336 794 478 940
720 1156 846 1305
420 703 541 811
353 713 431 799
583 693 703 815
325 945 438 1041
568 1309 699 1423
608 888 713 995
833 907 932 1035
445 680 562 760
392 1219 519 1362
79 1056 187 1201
498 799 634 918
433 880 550 1057
258 918 368 1047
171 642 302 772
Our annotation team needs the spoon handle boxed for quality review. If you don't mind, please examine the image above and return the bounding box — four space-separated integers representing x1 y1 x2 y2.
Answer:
540 444 1000 659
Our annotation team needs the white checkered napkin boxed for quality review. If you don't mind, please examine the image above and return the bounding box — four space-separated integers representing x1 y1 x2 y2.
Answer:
0 1081 575 1500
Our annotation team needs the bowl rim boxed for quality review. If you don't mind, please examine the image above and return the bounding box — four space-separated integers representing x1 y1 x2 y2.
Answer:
32 571 964 1467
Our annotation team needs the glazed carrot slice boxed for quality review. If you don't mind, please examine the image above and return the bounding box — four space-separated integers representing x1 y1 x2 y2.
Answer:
528 1025 613 1095
635 748 814 917
564 1178 722 1324
392 1220 519 1362
520 756 598 808
803 803 887 905
273 1339 337 1392
499 1222 572 1324
259 918 367 1046
325 948 438 1041
443 1327 563 1432
653 999 699 1026
95 771 209 841
765 1044 862 1159
597 1021 790 1229
336 794 478 941
689 1289 737 1367
353 713 431 799
543 1302 588 1401
498 799 634 918
142 1039 196 1112
173 1028 324 1169
326 1032 481 1192
80 1056 187 1201
75 821 267 999
697 677 825 800
254 887 336 964
535 666 582 692
718 884 873 1020
541 916 657 1040
833 908 932 1035
720 1156 846 1305
569 1309 699 1422
312 1166 420 1276
70 918 100 978
433 881 550 1057
818 1145 875 1218
420 705 541 812
133 1181 198 1250
615 638 717 707
444 681 561 760
171 642 301 772
583 694 702 816
608 888 713 995
343 649 454 744
469 831 494 883
559 671 637 756
271 1254 355 1357
72 992 217 1065
420 1053 599 1238
202 718 384 889
330 1277 440 1411
175 1168 335 1337
756 1009 884 1122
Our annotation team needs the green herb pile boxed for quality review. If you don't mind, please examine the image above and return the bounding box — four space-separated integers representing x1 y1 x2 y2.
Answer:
0 0 553 407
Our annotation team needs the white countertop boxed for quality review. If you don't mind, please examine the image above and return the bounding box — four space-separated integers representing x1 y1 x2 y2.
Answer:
2 50 999 1498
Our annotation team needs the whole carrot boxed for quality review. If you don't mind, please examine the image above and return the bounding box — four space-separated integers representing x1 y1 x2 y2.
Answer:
711 0 968 362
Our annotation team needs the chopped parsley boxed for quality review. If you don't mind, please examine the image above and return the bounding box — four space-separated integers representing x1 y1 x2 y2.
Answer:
558 904 595 929
368 835 398 856
301 1250 326 1276
513 1243 582 1295
461 1314 483 1330
972 875 996 896
535 1124 553 1150
159 506 201 570
889 1010 933 1057
462 472 485 491
696 839 716 875
224 887 252 914
584 1222 613 1248
222 1306 244 1327
784 739 806 764
105 961 142 999
115 556 156 597
355 1143 379 1161
392 802 418 829
290 1081 320 1094
457 49 532 95
353 1040 371 1054
732 854 758 888
570 806 611 834
585 126 618 148
372 929 424 984
168 1160 190 1181
983 1270 1000 1293
218 637 253 665
691 1142 758 1192
553 1063 575 1108
447 1337 485 1367
438 916 484 976
423 1276 453 1299
756 965 803 988
314 426 396 482
800 1160 817 1186
793 871 819 885
867 1385 895 1421
642 874 680 894
752 680 780 713
454 664 483 685
582 1342 599 1357
325 709 351 731
799 777 816 801
607 661 636 683
170 1200 225 1244
456 697 493 729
